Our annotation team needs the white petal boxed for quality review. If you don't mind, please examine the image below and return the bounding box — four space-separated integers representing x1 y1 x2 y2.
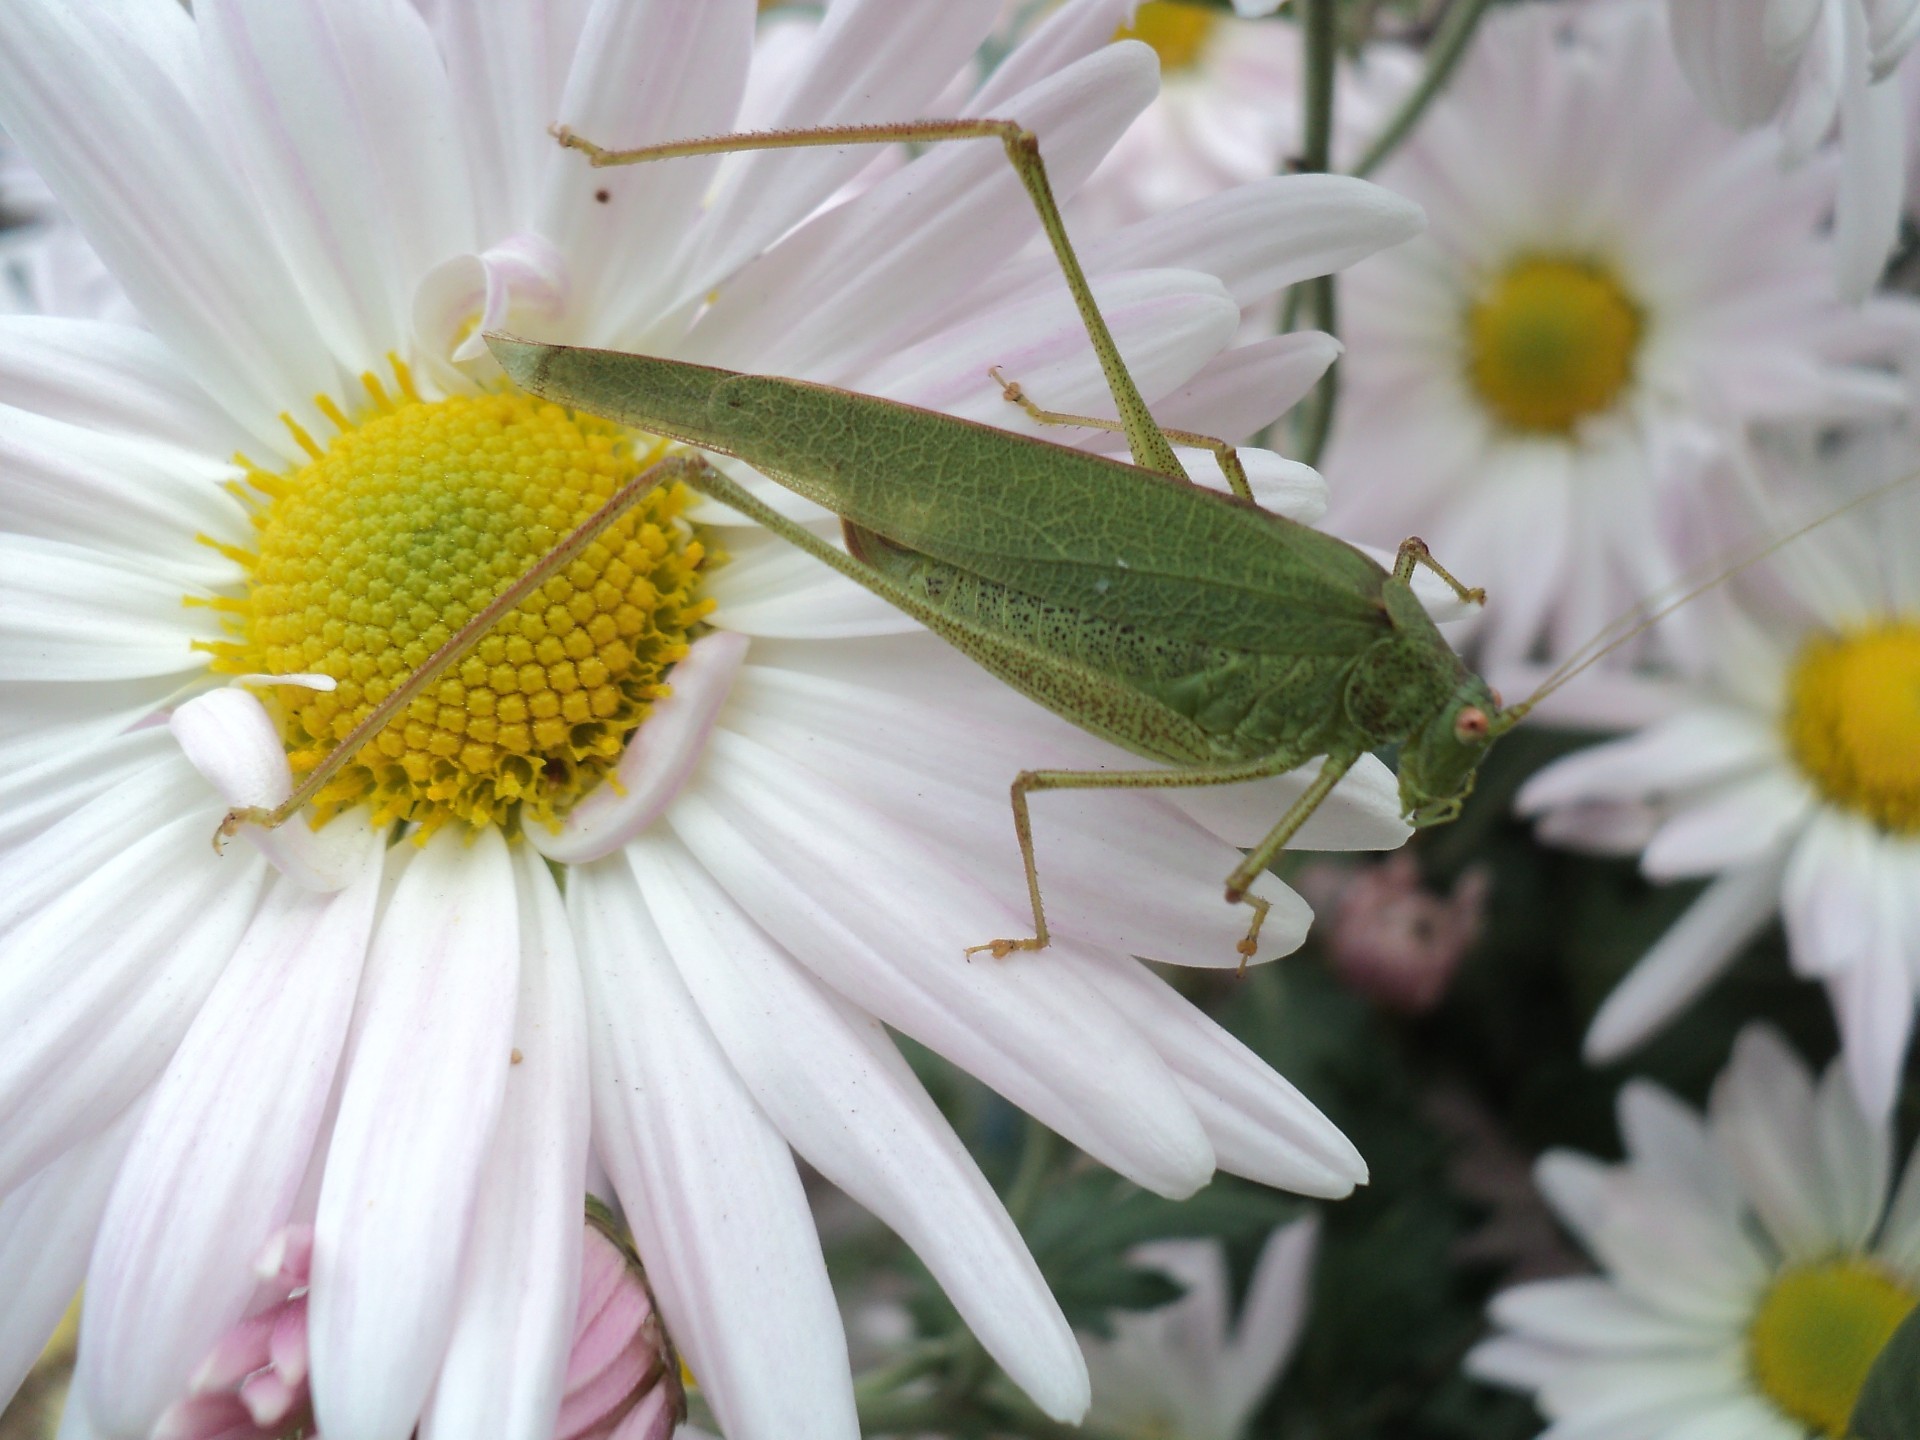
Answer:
0 0 339 446
0 1103 144 1415
1826 920 1915 1125
310 826 521 1440
1168 752 1411 852
1214 1215 1316 1427
1640 771 1810 880
0 810 266 1198
969 0 1129 112
633 834 1088 1423
1668 0 1800 125
530 631 747 865
667 729 1215 1196
1584 859 1784 1062
1813 1050 1890 1250
79 858 382 1438
0 535 211 680
1709 1024 1832 1258
568 860 859 1440
422 847 591 1440
1063 951 1366 1197
197 0 475 372
1097 332 1343 449
1834 0 1906 300
1490 1277 1715 1351
1616 1081 1739 1217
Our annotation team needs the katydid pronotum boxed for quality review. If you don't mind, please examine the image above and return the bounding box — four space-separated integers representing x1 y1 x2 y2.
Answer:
220 115 1523 965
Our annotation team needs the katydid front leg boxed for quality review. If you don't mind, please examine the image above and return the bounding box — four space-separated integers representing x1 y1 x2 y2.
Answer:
551 119 1189 482
987 366 1260 502
1393 536 1486 606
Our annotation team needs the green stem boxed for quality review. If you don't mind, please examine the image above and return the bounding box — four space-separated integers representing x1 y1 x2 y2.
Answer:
1351 0 1496 179
1003 1117 1058 1228
1295 0 1341 467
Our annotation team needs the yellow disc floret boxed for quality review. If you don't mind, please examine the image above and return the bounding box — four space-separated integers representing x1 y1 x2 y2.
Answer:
1748 1258 1918 1437
1116 2 1218 74
1466 256 1642 434
1784 621 1920 835
205 382 712 835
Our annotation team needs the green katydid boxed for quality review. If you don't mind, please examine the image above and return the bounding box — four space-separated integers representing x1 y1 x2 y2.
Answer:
220 115 1517 964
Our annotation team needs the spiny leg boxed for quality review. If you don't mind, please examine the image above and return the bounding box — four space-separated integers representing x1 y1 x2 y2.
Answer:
968 754 1309 967
214 453 718 847
988 366 1258 501
552 119 1187 481
1393 536 1485 605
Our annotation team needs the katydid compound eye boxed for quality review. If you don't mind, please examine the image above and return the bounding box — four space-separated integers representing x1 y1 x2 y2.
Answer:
1454 706 1490 742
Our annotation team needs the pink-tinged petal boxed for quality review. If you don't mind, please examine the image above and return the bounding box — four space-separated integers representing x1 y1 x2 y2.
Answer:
169 688 383 892
681 44 1157 378
1585 858 1785 1063
0 739 195 912
1834 0 1906 301
78 855 381 1439
1668 0 1800 125
1515 711 1778 815
0 815 266 1198
556 1228 675 1440
679 0 1001 306
0 1103 144 1414
970 0 1129 111
854 270 1238 438
191 1309 276 1395
414 234 569 371
0 316 250 455
607 1385 676 1440
568 861 859 1440
1084 332 1342 453
0 535 210 681
1066 952 1367 1197
542 0 757 346
309 826 521 1440
530 631 747 866
666 730 1215 1197
197 0 475 373
0 0 339 448
633 835 1089 1423
422 846 591 1440
1170 752 1410 853
703 524 915 640
150 1390 254 1440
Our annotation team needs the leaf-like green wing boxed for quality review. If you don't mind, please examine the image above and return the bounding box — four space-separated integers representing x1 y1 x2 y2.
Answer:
1852 1306 1920 1440
491 338 1390 658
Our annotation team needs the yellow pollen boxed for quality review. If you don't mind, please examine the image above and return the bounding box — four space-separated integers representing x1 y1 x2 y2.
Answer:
1748 1259 1918 1437
1465 256 1642 434
1784 622 1920 834
1116 2 1218 74
203 387 713 835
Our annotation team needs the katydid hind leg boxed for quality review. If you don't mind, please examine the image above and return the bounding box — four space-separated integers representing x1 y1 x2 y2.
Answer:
968 755 1306 964
552 118 1188 482
988 367 1259 501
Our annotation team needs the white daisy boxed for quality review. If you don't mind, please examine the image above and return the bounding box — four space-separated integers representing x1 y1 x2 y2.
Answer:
1470 1024 1920 1440
1069 3 1417 232
0 136 128 320
1668 0 1920 300
1320 0 1912 671
0 2 1423 1438
1081 1217 1319 1440
1514 426 1920 1120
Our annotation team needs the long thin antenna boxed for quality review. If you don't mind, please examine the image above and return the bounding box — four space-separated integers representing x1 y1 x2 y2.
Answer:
1491 463 1920 733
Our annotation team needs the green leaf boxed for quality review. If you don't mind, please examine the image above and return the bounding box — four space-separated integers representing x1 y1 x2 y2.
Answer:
1852 1304 1920 1439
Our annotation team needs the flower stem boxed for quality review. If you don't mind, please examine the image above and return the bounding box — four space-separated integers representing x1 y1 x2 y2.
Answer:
1295 0 1342 467
1351 0 1495 178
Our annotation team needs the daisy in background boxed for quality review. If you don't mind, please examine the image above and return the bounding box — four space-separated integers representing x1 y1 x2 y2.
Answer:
1065 2 1418 232
1080 1217 1319 1440
0 2 1424 1438
1321 0 1915 672
1668 0 1920 301
0 135 128 320
1514 421 1920 1122
1471 1024 1920 1440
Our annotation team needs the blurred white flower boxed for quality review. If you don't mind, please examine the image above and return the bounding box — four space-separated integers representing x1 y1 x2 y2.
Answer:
1321 0 1912 671
1668 0 1919 299
1082 1217 1319 1440
1472 1025 1920 1440
1515 429 1920 1120
0 134 129 319
1070 3 1416 231
0 2 1423 1438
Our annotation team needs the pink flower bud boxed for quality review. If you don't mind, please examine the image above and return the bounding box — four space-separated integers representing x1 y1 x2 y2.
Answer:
556 1225 684 1440
1311 853 1490 1013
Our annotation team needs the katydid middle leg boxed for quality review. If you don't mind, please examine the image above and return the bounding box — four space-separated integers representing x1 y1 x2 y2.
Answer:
969 751 1317 970
552 119 1188 481
987 366 1259 502
1393 537 1486 606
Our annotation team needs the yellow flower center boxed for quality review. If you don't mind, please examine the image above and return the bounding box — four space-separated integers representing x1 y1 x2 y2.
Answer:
1116 2 1219 74
1748 1259 1918 1437
203 374 713 836
1465 257 1642 434
1784 622 1920 835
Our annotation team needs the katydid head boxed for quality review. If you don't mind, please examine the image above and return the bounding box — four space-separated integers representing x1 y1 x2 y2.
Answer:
1397 675 1504 827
